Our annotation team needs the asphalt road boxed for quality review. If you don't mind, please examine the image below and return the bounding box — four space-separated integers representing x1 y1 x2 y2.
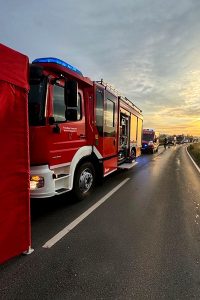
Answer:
1 145 200 299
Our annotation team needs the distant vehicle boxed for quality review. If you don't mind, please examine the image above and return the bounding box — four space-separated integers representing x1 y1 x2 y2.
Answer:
167 136 175 146
141 129 159 154
176 135 185 144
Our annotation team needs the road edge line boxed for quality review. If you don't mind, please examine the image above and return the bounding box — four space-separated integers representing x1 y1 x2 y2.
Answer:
186 146 200 174
42 178 130 249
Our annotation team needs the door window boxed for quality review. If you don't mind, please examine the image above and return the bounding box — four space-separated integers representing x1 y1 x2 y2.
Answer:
53 84 82 122
96 88 104 136
53 85 65 122
104 91 116 137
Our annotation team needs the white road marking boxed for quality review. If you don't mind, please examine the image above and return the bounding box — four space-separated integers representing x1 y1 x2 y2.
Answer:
42 178 130 248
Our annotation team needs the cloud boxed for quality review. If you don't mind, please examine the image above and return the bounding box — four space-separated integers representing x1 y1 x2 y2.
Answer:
1 0 200 134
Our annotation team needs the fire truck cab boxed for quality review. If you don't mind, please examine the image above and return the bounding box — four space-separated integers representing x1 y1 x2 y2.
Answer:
141 129 159 154
29 58 143 200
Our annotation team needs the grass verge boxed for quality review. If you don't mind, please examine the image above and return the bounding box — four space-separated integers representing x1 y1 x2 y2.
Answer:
188 143 200 167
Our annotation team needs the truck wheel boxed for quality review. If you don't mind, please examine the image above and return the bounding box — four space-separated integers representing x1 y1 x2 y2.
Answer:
131 148 136 160
73 162 95 201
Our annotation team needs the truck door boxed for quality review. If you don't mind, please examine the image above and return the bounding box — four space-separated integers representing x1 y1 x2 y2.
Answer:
48 81 86 167
103 90 118 158
95 86 118 175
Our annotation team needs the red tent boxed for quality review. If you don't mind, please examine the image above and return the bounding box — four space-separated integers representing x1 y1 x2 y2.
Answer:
0 43 31 264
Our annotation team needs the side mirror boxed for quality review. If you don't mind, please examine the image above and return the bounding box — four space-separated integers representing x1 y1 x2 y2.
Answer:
65 80 78 121
30 64 43 82
65 109 78 121
49 116 55 125
65 79 78 107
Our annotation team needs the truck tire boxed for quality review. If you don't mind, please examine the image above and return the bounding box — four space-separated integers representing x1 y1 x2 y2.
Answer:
131 148 136 160
73 162 95 201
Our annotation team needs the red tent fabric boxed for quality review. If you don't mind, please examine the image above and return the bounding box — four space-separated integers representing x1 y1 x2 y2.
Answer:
0 44 31 264
0 43 29 90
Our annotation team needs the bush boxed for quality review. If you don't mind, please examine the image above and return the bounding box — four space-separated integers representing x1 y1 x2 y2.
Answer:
189 144 194 151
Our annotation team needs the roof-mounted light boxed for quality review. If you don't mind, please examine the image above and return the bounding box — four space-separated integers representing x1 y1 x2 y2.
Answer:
32 57 83 76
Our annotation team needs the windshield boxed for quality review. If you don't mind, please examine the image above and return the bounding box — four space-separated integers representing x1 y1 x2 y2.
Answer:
28 78 46 126
142 133 154 141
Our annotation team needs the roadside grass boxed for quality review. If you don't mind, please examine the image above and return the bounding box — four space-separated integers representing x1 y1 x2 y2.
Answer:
188 143 200 167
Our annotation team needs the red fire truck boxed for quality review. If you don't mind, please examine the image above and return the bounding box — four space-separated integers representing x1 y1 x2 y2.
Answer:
29 58 143 200
141 129 159 154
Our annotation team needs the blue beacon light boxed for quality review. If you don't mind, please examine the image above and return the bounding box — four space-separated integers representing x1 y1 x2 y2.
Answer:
32 57 83 76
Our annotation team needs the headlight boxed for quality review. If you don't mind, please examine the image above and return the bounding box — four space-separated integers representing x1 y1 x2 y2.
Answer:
30 175 44 189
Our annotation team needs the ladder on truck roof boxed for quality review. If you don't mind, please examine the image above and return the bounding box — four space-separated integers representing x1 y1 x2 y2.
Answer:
96 79 142 114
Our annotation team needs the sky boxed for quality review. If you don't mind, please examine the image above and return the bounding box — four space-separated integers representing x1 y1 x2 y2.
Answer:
1 0 200 136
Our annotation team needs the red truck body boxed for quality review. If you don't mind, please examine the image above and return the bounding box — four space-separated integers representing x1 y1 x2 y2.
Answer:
27 58 143 200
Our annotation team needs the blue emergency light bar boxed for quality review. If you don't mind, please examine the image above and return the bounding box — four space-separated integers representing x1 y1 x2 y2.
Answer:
32 57 83 76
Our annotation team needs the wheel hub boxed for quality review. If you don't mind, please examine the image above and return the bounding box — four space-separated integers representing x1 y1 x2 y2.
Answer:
79 168 93 193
